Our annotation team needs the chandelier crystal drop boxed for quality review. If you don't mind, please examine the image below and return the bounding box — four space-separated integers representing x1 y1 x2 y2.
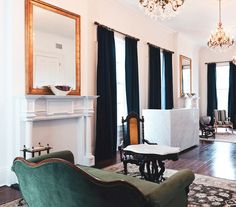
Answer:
139 0 185 20
207 0 234 51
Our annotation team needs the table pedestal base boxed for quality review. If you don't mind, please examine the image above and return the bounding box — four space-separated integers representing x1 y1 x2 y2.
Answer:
140 159 166 183
123 144 179 183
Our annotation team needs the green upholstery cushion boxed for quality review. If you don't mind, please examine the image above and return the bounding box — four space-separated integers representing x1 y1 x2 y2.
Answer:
27 150 74 164
80 165 194 207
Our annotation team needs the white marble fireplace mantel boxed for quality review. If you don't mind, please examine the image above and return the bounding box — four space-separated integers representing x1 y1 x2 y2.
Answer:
21 95 98 166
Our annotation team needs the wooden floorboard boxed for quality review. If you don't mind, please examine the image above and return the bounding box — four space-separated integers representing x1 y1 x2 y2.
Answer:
1 140 236 204
166 140 236 180
0 185 21 205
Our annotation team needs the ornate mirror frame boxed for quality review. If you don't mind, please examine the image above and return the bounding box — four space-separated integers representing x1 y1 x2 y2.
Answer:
179 55 192 96
25 0 81 95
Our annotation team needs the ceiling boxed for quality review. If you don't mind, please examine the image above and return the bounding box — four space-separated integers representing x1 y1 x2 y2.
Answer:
119 0 236 47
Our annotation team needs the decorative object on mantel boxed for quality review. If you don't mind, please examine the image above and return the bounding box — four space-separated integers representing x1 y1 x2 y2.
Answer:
138 0 185 20
49 85 71 96
21 143 52 159
180 93 199 108
207 0 234 51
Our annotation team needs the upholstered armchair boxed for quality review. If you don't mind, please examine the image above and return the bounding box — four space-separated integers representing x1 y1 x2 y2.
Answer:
213 110 233 133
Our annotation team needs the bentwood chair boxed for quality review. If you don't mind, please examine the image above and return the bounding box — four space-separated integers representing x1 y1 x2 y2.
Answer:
118 112 156 175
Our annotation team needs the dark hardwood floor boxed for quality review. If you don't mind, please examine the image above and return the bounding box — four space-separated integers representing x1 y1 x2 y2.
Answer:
96 140 236 181
1 140 236 205
166 140 236 180
0 185 21 205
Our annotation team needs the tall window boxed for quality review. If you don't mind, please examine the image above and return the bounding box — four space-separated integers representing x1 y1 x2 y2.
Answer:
115 35 127 124
216 63 229 113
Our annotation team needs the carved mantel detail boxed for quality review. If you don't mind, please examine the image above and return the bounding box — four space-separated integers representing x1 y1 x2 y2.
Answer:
21 95 98 166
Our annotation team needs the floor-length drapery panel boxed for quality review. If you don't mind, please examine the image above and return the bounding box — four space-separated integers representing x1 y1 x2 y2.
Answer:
207 63 218 119
228 62 236 128
125 37 140 114
95 26 117 162
163 51 173 109
148 45 161 109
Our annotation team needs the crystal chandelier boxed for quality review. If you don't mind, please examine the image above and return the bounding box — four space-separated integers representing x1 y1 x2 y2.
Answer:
139 0 185 20
207 0 234 51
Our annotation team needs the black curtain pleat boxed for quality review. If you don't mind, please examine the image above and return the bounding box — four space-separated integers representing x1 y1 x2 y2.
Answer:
125 37 140 114
95 26 117 162
148 45 161 109
207 63 218 118
228 62 236 128
163 51 173 109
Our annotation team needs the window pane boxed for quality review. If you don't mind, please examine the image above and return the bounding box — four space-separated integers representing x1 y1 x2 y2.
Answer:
216 64 229 113
161 51 165 109
115 35 127 124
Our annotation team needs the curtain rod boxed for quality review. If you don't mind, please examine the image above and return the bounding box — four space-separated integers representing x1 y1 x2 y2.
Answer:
147 42 174 54
205 60 232 65
94 22 140 41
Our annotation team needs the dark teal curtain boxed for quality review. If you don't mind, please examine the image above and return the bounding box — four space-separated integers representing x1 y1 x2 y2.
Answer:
148 45 161 109
125 37 140 114
95 26 117 162
163 51 173 109
228 62 236 128
207 63 218 118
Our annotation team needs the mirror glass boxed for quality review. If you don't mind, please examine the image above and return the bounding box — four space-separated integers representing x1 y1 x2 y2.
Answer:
33 6 76 89
179 55 192 96
26 0 80 95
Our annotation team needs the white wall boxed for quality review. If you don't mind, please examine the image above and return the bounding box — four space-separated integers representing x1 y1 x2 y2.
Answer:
0 0 25 185
199 46 236 116
174 33 200 107
0 0 7 185
0 0 200 185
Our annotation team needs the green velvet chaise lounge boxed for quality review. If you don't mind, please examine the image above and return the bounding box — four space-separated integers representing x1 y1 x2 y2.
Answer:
12 150 194 207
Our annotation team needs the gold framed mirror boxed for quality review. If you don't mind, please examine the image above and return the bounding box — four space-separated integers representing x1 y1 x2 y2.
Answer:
25 0 80 95
179 55 192 96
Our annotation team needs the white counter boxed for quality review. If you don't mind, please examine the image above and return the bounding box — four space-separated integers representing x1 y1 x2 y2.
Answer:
142 108 199 151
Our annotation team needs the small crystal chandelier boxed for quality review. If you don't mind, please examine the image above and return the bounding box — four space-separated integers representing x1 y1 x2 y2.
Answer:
207 0 234 51
139 0 185 20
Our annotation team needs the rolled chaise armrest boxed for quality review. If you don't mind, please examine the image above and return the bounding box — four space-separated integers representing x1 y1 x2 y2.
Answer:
26 150 74 164
146 169 194 207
